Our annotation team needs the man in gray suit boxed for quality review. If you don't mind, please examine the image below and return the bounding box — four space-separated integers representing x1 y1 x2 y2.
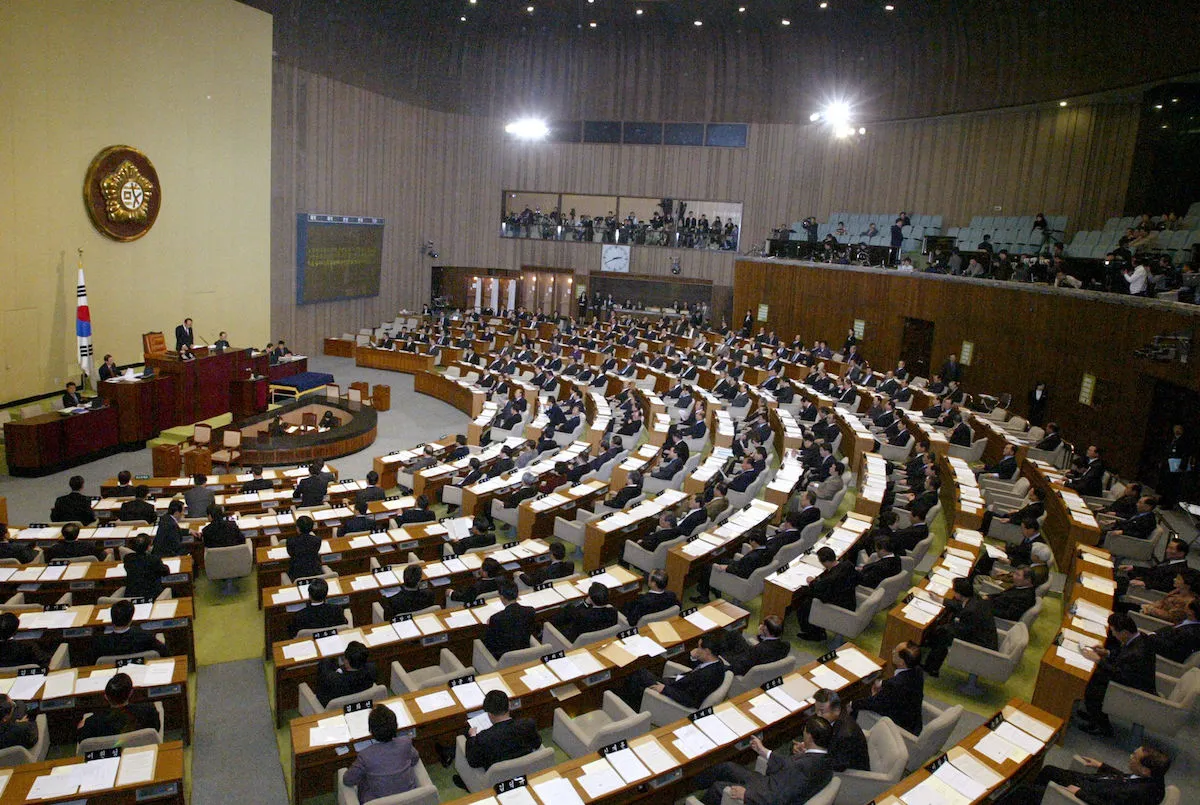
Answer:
182 475 216 518
696 716 834 805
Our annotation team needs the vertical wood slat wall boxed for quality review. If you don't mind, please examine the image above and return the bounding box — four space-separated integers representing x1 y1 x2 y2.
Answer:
272 63 1141 356
732 259 1200 475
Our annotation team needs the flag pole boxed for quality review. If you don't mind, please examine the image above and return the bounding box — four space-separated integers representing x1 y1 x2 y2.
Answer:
76 248 95 392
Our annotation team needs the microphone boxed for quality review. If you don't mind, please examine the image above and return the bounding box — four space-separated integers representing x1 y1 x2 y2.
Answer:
198 333 210 345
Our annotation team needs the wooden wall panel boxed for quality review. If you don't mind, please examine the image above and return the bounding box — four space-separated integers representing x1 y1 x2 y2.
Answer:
272 64 1140 361
733 259 1200 476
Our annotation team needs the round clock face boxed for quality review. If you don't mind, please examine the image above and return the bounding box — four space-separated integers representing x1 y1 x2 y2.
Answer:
602 244 631 272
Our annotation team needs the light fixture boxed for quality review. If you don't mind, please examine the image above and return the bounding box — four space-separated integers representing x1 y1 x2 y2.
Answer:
858 127 866 134
460 15 467 21
635 7 643 13
1058 100 1068 107
809 112 822 122
819 1 828 6
504 118 550 139
469 0 476 4
738 6 746 11
884 3 895 9
693 19 703 26
1154 104 1163 109
526 5 534 11
589 21 597 27
1172 97 1179 103
1162 124 1169 129
824 101 852 128
781 18 791 25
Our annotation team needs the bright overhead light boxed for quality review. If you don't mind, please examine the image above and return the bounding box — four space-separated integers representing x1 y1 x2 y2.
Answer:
809 112 822 122
1171 98 1179 103
693 19 703 26
781 18 790 25
460 15 467 20
589 21 597 27
635 8 643 14
858 127 866 134
526 5 534 11
738 5 746 11
824 101 852 128
505 119 549 139
1059 100 1068 107
469 0 476 3
1154 104 1163 109
884 3 895 9
819 1 828 6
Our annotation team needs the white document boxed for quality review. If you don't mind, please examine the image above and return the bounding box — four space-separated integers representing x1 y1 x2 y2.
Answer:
391 619 421 641
834 647 881 678
344 707 372 739
994 721 1044 755
282 641 319 662
414 615 445 635
309 717 351 747
76 755 121 793
27 770 81 800
42 670 78 700
273 587 303 605
973 730 1028 764
415 690 456 713
443 610 478 630
532 776 586 805
631 737 676 774
932 759 988 801
716 705 760 737
451 681 485 710
1003 709 1056 743
497 786 539 805
74 669 118 695
577 758 625 798
384 700 414 728
8 673 46 701
807 665 850 690
140 660 176 687
605 746 652 783
315 633 348 657
547 656 584 681
520 665 560 691
115 744 158 787
748 693 790 725
672 723 717 759
693 713 738 745
150 600 177 619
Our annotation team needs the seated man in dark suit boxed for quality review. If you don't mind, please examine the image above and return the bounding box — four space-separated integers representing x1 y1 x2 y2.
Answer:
604 471 643 509
857 536 902 589
200 503 246 549
852 641 925 735
118 485 157 524
152 500 190 557
460 690 542 776
922 577 998 676
50 475 96 526
293 463 330 507
182 475 216 519
288 578 348 638
0 525 35 565
353 470 386 505
1121 538 1188 596
0 613 51 669
1004 744 1170 805
980 443 1019 481
549 582 618 643
794 546 860 641
450 517 496 556
123 534 170 600
636 512 681 552
0 694 38 753
44 522 105 563
1148 598 1200 663
621 633 727 710
1066 445 1106 497
398 495 437 525
1076 612 1157 736
340 501 376 536
382 564 436 619
450 557 507 604
814 688 869 772
240 463 274 494
720 615 790 676
1103 496 1158 545
286 515 324 580
518 541 574 587
984 565 1040 622
91 598 168 664
692 530 774 604
77 672 161 742
651 446 684 481
316 640 375 706
482 581 535 660
621 569 679 627
694 715 834 805
61 381 85 409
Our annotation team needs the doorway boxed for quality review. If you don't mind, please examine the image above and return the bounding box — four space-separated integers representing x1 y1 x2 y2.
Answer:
899 318 935 379
1137 378 1200 504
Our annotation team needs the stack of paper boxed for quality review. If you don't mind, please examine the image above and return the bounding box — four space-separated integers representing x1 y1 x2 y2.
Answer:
672 723 716 759
309 715 351 747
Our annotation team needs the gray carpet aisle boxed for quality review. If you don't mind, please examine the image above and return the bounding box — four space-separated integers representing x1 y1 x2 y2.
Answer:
191 660 290 805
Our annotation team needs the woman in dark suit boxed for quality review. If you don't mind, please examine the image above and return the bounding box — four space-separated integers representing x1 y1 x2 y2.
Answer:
1027 382 1048 427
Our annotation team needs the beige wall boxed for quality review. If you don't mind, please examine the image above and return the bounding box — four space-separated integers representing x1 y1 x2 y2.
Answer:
273 65 1139 355
0 0 272 400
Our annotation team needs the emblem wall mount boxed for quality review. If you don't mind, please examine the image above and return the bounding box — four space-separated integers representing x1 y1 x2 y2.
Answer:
83 145 161 241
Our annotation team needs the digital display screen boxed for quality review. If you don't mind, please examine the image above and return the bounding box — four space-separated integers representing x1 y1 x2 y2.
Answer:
296 214 384 305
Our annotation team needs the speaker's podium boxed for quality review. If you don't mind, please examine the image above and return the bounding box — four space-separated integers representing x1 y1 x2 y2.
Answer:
144 331 245 426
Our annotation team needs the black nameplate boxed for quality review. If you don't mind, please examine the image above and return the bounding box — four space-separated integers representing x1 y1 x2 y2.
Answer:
617 627 639 639
680 607 698 617
448 674 477 687
817 650 839 664
686 534 700 543
386 495 401 502
494 776 527 795
391 614 413 623
115 657 146 667
312 628 338 639
534 582 553 591
466 598 488 609
344 699 373 714
17 667 46 677
44 603 67 612
689 706 715 721
295 578 315 588
128 597 154 605
134 474 151 480
503 541 519 549
904 593 915 604
925 754 948 773
371 523 389 533
987 712 1005 730
588 568 607 577
85 747 122 762
540 650 566 663
777 560 791 572
762 677 785 691
599 739 630 756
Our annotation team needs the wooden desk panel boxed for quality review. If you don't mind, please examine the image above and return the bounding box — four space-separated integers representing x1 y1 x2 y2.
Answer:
355 347 436 374
0 742 185 805
3 406 120 477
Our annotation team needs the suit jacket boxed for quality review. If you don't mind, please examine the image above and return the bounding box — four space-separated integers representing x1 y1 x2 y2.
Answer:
399 508 437 525
124 553 169 599
521 560 574 587
91 628 168 664
661 659 727 709
551 602 618 643
315 657 377 705
286 532 324 580
828 715 870 772
1149 621 1200 663
98 363 119 382
483 603 536 658
639 527 681 551
152 515 187 557
856 667 925 735
200 519 244 549
117 499 157 524
0 541 35 565
743 749 833 805
726 546 773 578
621 590 679 627
1131 558 1190 593
383 586 436 619
241 478 275 493
174 324 194 351
858 555 902 589
343 737 420 804
340 515 375 536
293 475 329 507
61 391 85 408
988 585 1036 622
809 560 860 611
289 601 347 638
1099 633 1157 693
1067 764 1165 805
1068 460 1105 497
463 717 541 770
676 507 707 536
182 486 216 519
0 719 37 752
44 540 103 563
355 486 386 506
652 457 683 480
50 492 95 526
607 485 642 509
948 596 998 650
730 468 760 493
1114 511 1156 540
78 703 161 742
725 637 790 676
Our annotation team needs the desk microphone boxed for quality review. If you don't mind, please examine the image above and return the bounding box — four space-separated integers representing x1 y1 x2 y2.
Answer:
198 333 210 345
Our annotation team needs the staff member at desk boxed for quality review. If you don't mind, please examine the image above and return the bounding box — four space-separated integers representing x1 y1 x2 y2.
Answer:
90 599 168 664
620 632 727 710
0 694 38 753
315 640 374 706
118 485 157 525
213 331 230 351
51 475 96 526
288 578 347 638
1076 612 1157 737
200 504 245 548
152 500 191 557
457 690 541 784
76 672 161 742
341 705 420 804
382 565 436 619
61 381 84 408
98 354 119 382
123 534 170 600
0 613 50 669
175 318 194 352
287 515 323 581
44 522 106 563
851 641 925 735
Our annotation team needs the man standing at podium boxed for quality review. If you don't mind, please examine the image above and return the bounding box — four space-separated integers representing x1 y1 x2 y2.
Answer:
175 318 194 352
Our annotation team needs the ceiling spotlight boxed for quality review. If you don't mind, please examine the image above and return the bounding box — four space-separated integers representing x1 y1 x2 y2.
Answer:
884 3 895 9
589 21 597 27
781 18 790 25
809 112 822 122
1172 98 1179 103
460 15 466 21
738 6 746 11
469 0 476 3
505 118 549 139
819 1 828 6
1162 124 1169 129
693 19 703 26
858 127 866 134
1059 100 1068 107
1154 104 1163 109
824 101 852 128
526 5 534 12
635 7 643 14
